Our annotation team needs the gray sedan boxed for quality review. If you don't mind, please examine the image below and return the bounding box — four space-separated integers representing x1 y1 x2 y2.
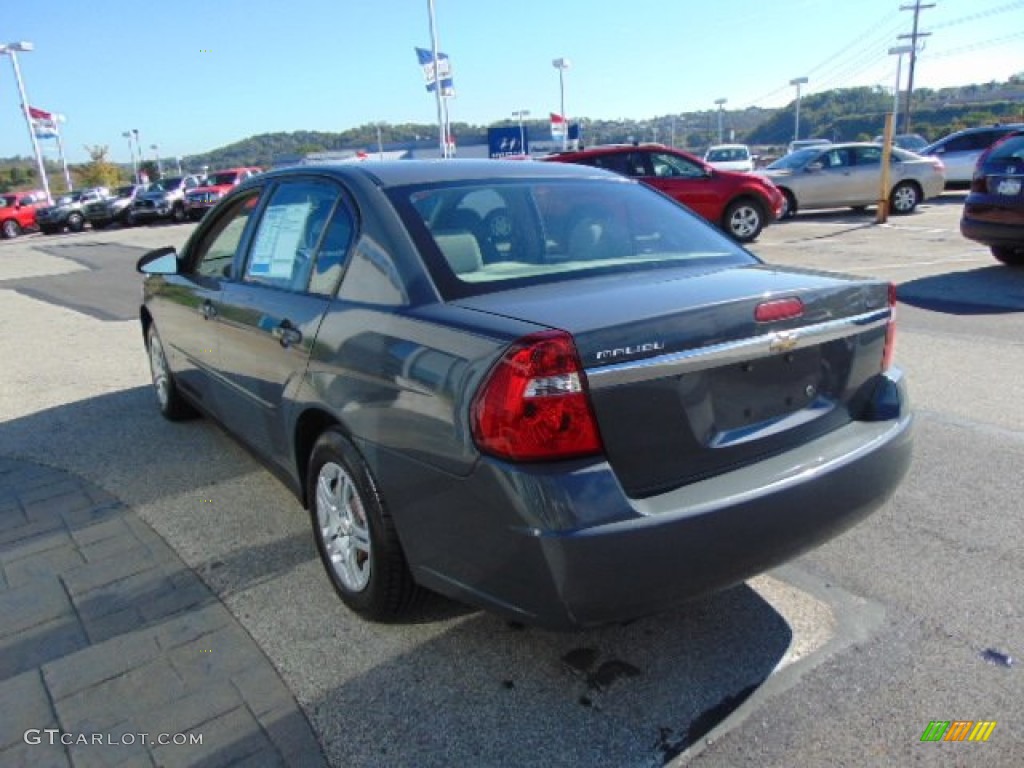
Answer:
759 142 945 218
136 160 912 629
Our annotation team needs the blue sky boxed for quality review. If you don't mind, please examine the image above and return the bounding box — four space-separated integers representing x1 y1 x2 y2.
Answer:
2 0 1022 163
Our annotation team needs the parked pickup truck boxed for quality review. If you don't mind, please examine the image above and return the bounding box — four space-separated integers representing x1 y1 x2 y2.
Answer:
84 184 148 229
0 189 48 239
35 188 110 234
184 167 261 220
132 175 204 224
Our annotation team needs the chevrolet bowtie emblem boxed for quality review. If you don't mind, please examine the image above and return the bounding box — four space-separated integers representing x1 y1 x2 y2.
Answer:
769 332 799 354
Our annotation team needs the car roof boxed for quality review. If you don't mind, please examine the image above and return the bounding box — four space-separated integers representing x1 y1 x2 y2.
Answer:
707 143 749 150
252 159 626 188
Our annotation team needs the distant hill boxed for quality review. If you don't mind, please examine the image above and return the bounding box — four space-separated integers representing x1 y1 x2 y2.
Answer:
2 77 1022 191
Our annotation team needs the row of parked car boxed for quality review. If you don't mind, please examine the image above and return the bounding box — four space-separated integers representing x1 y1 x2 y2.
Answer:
0 166 262 239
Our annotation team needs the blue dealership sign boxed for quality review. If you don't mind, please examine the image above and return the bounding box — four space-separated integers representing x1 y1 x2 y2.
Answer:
488 126 528 158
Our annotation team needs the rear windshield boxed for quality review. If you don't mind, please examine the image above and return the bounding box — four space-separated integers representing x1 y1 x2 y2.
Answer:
207 172 240 186
988 134 1024 161
388 177 757 299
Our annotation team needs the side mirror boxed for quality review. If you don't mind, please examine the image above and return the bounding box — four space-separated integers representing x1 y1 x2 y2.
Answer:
137 246 180 275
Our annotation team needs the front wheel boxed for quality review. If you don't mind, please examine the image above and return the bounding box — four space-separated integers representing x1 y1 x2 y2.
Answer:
171 204 186 224
889 182 920 215
308 429 422 621
724 199 765 243
146 325 196 421
67 212 85 232
1 219 21 239
991 245 1024 266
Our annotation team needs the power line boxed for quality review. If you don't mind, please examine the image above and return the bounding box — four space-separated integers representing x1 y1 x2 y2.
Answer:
928 30 1024 58
929 0 1024 30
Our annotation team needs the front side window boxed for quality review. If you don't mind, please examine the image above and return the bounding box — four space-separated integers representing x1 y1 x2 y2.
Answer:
193 191 262 279
243 179 347 293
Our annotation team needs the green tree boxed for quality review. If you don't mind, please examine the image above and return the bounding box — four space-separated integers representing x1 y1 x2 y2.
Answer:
78 145 121 188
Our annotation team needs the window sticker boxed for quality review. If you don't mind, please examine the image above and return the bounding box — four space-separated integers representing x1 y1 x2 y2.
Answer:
248 202 311 279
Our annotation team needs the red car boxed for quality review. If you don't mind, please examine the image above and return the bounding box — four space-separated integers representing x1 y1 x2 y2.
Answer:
0 189 47 239
542 144 784 242
184 166 262 221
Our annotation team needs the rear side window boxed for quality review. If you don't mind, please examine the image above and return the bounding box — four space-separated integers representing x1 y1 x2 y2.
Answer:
391 178 756 299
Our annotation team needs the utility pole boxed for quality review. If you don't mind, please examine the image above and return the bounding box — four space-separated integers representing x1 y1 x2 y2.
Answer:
898 0 934 135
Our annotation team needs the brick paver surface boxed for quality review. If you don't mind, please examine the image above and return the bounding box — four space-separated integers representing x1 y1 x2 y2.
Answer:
0 457 326 767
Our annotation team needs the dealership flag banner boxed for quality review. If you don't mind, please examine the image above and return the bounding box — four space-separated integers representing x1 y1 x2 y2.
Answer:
550 113 567 141
415 47 455 97
29 106 57 139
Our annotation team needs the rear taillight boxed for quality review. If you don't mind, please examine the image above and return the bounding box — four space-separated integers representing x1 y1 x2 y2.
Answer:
882 282 897 371
471 330 603 461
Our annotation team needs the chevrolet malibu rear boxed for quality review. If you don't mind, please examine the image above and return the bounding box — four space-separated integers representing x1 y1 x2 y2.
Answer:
138 160 912 629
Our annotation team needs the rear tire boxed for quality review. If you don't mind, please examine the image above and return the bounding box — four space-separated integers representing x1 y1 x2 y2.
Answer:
889 182 920 215
1 219 20 239
308 429 422 621
146 325 197 421
780 189 797 219
172 204 186 223
723 199 764 243
991 245 1024 266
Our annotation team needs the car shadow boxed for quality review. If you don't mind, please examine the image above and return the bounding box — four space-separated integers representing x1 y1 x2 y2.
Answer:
899 265 1024 315
1 389 798 767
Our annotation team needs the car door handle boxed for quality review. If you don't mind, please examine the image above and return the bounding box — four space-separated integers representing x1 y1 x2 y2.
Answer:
272 320 302 348
200 300 217 320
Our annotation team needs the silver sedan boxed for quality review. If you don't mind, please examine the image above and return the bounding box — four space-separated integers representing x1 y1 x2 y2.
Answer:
759 142 946 218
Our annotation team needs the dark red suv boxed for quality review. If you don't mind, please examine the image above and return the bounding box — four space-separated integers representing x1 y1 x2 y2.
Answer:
542 144 784 242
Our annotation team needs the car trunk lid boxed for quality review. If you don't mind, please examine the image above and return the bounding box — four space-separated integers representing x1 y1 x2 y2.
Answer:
456 264 892 497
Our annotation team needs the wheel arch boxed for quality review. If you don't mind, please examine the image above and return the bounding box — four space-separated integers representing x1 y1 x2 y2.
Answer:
293 407 345 508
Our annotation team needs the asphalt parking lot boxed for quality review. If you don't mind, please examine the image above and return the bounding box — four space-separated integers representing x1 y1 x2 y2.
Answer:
1 192 1022 767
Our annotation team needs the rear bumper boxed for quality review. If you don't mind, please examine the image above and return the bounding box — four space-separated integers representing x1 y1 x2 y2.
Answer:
961 205 1024 248
388 369 912 629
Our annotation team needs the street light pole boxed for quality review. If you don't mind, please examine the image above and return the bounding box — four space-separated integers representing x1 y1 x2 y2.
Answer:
122 131 138 184
150 144 162 178
552 58 571 151
132 129 143 180
511 109 530 154
888 46 914 127
1 42 51 204
789 77 808 142
714 98 727 145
